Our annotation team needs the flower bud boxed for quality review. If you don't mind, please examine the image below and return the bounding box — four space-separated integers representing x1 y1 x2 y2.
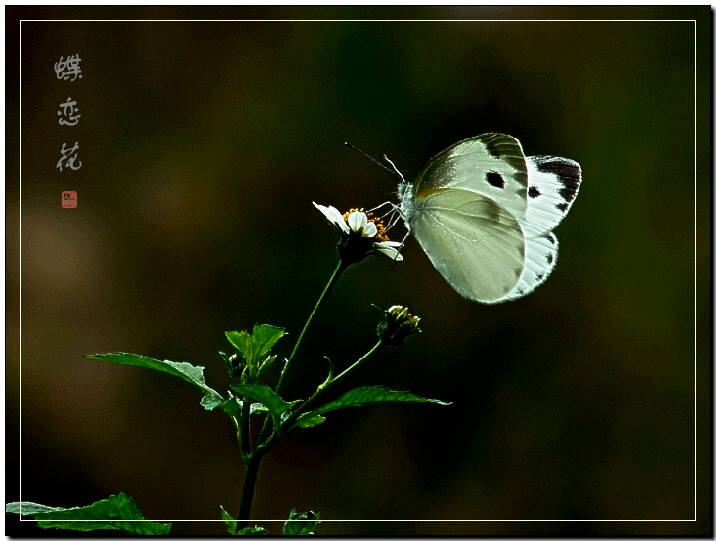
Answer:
377 305 421 346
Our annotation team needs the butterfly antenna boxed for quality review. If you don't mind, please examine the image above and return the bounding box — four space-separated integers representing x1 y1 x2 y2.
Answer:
345 142 400 177
382 154 405 182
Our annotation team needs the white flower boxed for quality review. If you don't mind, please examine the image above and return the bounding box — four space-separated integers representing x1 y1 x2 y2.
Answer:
313 202 404 262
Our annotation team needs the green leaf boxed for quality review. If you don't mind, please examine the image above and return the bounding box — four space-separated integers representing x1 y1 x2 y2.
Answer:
6 493 171 535
220 505 238 535
226 330 253 361
295 415 325 429
251 324 286 361
283 508 319 535
296 386 450 428
256 355 281 380
230 384 292 429
238 525 268 535
220 351 243 378
84 353 223 411
6 502 61 514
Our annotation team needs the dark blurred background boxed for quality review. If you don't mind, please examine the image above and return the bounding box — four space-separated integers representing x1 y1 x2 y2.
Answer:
6 6 710 536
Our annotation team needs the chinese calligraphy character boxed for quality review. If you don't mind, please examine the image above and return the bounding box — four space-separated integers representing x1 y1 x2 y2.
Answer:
54 55 82 81
57 142 82 172
57 97 81 126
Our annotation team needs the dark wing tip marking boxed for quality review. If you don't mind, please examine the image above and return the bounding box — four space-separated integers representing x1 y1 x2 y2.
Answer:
483 135 503 158
486 171 505 189
546 252 554 264
556 202 569 212
534 156 581 203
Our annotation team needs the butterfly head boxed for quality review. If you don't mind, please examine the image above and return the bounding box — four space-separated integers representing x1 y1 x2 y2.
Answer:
397 181 415 222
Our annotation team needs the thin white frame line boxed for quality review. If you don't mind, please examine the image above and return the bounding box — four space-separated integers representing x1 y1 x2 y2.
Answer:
27 519 699 522
19 18 23 511
16 17 699 525
692 18 697 524
19 19 698 22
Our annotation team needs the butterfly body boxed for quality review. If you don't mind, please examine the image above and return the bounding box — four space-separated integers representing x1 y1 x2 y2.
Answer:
398 133 581 304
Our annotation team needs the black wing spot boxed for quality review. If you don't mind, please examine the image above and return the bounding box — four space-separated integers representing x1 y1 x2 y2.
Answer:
535 273 544 281
547 236 556 245
528 185 541 198
559 186 577 202
556 202 569 213
546 252 554 264
486 171 505 189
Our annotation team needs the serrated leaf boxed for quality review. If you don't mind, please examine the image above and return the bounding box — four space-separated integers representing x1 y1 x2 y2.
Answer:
283 508 319 535
220 505 239 535
6 493 171 535
238 525 268 535
226 330 253 361
230 384 292 429
84 353 223 411
251 324 286 361
296 386 450 428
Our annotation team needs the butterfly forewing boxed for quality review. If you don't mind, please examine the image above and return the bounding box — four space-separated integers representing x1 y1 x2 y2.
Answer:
522 156 582 236
414 133 530 222
412 187 526 303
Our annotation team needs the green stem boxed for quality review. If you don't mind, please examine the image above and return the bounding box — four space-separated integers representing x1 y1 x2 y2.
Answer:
240 258 349 527
327 340 382 388
239 397 252 459
276 259 348 396
237 449 266 530
255 259 348 447
280 340 383 435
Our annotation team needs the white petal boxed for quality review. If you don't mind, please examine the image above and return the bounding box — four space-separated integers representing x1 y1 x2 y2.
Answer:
362 222 378 238
347 211 368 233
313 202 349 233
373 241 404 261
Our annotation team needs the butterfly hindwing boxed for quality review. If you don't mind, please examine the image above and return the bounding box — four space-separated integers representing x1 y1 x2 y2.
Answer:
498 233 559 303
522 156 581 236
414 133 530 223
412 187 526 303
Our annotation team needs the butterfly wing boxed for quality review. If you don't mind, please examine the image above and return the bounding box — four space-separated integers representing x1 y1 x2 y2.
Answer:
522 156 582 236
409 136 581 303
414 133 530 221
500 233 559 302
496 156 580 301
411 187 526 303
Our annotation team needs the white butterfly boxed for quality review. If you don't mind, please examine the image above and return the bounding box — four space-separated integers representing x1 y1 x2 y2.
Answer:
396 133 581 304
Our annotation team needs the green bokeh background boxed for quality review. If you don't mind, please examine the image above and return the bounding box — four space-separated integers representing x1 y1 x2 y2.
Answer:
6 6 710 536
